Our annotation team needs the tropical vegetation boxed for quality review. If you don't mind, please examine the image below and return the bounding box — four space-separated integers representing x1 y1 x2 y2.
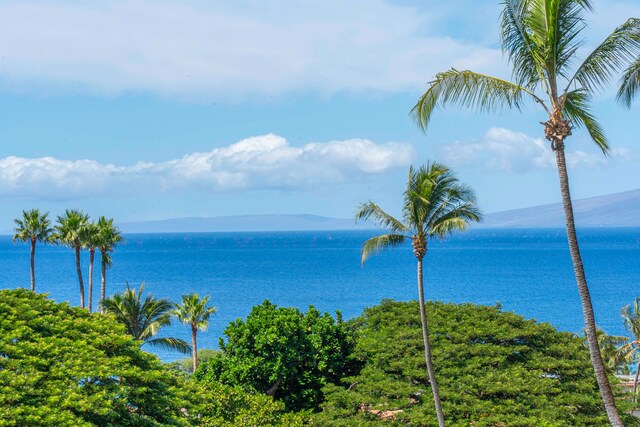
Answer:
12 208 53 292
53 209 90 308
102 282 191 354
411 2 640 424
618 297 640 398
195 300 358 412
174 293 217 372
355 162 481 426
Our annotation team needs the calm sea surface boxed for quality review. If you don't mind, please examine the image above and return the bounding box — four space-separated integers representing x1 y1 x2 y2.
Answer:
1 228 639 362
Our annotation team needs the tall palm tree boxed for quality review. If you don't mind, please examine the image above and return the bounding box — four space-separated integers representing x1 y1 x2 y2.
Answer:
411 4 640 424
81 222 100 313
173 294 216 372
13 209 53 292
54 209 90 308
102 283 190 354
618 297 640 399
355 163 481 427
94 217 123 314
592 328 628 375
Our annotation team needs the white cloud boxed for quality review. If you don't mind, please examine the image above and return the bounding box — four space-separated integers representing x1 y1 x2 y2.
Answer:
0 134 415 200
0 0 504 99
441 128 633 173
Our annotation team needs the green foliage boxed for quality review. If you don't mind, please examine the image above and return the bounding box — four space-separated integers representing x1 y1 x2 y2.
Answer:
195 300 359 412
177 378 307 426
174 293 217 332
103 283 191 354
0 288 185 426
13 209 53 245
312 300 640 426
173 349 220 373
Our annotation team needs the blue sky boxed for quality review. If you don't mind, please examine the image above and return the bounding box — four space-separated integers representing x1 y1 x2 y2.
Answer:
1 0 639 227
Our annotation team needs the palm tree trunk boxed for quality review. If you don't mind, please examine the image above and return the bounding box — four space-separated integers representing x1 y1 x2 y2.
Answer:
75 246 85 309
633 362 640 400
30 239 36 292
417 257 445 427
192 325 198 373
555 147 623 426
100 252 107 314
88 249 95 313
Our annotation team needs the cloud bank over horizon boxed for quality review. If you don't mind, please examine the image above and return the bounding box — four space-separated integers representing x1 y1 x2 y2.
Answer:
0 134 415 200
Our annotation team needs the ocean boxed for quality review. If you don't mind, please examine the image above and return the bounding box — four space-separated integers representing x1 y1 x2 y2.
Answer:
1 228 639 362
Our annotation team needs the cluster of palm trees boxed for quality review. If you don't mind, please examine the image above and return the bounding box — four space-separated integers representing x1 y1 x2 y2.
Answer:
13 208 123 313
359 1 640 425
102 283 216 371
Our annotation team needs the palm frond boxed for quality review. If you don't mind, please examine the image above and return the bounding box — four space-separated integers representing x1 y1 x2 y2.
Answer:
568 18 640 93
355 201 407 233
617 56 640 107
360 234 406 265
563 89 609 153
411 69 545 132
145 337 192 354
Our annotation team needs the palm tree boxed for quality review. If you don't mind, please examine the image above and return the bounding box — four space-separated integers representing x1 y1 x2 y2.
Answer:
592 328 628 375
173 294 217 372
102 283 190 354
54 209 90 308
355 163 481 427
81 222 100 313
618 297 640 399
94 217 123 314
618 55 640 105
13 209 53 292
411 4 640 424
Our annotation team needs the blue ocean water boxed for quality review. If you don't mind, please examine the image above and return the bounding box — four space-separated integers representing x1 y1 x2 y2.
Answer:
1 228 639 362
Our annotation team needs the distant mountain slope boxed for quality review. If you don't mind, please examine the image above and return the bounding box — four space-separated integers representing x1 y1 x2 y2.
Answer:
120 214 373 233
482 188 640 228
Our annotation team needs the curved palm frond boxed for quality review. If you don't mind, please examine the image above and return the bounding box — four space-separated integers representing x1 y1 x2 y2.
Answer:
501 0 545 88
411 69 545 132
145 337 192 354
617 56 640 106
360 234 406 265
563 89 609 153
355 202 407 234
569 18 640 93
13 209 53 243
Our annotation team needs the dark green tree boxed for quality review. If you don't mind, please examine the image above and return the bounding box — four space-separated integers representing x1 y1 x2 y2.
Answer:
103 283 191 354
411 4 640 424
13 208 53 292
312 300 639 427
196 300 358 412
356 163 481 426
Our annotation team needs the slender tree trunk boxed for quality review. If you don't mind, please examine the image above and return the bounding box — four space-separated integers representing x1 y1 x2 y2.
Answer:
88 249 95 313
555 148 623 426
632 362 640 400
75 246 85 309
30 239 36 292
100 252 107 314
192 325 198 373
417 257 445 427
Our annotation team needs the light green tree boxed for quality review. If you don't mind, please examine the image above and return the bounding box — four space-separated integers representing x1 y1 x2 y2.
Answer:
618 297 640 399
355 163 481 427
13 209 53 292
102 283 191 354
411 3 640 424
54 209 90 308
174 294 217 372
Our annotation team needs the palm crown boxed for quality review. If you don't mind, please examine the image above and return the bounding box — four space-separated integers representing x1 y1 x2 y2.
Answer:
102 283 190 354
95 216 124 264
54 209 90 247
13 209 53 244
174 294 217 331
356 163 481 264
412 1 640 152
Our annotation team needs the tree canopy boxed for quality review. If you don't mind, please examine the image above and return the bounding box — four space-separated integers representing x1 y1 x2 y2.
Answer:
312 300 639 426
195 300 359 412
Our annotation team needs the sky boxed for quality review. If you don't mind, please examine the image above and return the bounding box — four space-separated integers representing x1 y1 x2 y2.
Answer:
1 0 639 227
